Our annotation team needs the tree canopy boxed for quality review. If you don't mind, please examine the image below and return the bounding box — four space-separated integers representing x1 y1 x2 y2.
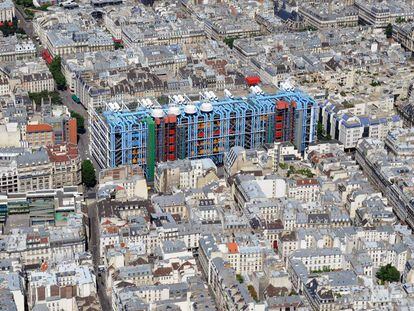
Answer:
223 37 238 49
0 18 24 36
247 285 258 302
396 17 406 24
114 41 124 50
82 160 97 188
385 23 393 39
16 0 35 7
70 111 85 134
317 121 331 141
29 91 62 106
376 264 400 284
49 56 67 90
236 274 244 283
141 0 155 6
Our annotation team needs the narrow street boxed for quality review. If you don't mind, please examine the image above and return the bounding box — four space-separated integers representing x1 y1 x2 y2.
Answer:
14 6 34 37
14 6 44 56
15 0 90 165
59 90 90 161
87 200 111 311
63 92 109 307
59 90 103 176
14 7 109 307
59 84 111 310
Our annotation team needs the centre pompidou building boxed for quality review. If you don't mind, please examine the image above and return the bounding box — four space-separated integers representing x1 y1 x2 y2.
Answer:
90 89 318 181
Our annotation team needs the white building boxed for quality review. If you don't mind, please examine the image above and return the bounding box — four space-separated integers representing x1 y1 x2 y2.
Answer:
268 142 301 172
233 174 286 208
219 241 265 275
0 272 25 311
290 248 344 272
0 76 10 95
320 102 402 149
155 158 218 193
0 123 21 148
0 36 36 62
0 161 18 193
28 263 97 311
0 0 15 23
98 165 148 200
385 128 414 158
287 178 320 203
99 217 125 259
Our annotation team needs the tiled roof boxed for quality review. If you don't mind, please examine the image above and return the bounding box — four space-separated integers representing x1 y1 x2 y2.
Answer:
227 242 238 254
26 124 53 133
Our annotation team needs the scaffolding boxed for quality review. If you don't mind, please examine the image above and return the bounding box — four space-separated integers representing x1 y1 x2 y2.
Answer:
91 90 318 181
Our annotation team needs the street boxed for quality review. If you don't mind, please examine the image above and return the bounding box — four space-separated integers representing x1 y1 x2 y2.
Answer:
14 6 44 56
63 93 110 308
59 90 103 176
14 6 34 37
60 88 110 309
14 6 92 165
87 200 112 311
13 7 109 308
59 90 91 161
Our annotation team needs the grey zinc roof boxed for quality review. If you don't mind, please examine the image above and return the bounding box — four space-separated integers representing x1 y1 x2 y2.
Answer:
0 0 14 9
161 239 187 254
152 193 185 207
199 234 219 258
326 270 358 287
118 264 152 278
267 295 303 308
292 247 342 258
16 149 49 167
156 159 192 173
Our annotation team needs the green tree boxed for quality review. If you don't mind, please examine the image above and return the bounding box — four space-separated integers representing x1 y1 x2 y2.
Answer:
317 122 324 139
370 80 381 87
317 121 332 141
287 165 295 177
16 0 35 8
223 36 238 49
297 168 315 178
396 17 406 24
24 9 35 19
385 23 393 38
305 25 318 31
376 264 400 284
70 111 85 134
0 18 23 37
279 162 288 170
29 91 62 106
82 160 97 188
247 285 259 302
157 95 169 105
236 274 244 283
114 41 124 50
39 4 51 11
49 56 67 90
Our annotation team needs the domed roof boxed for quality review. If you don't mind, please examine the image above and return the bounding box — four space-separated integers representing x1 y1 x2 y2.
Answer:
168 105 181 116
200 102 213 113
184 104 197 114
151 108 164 118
